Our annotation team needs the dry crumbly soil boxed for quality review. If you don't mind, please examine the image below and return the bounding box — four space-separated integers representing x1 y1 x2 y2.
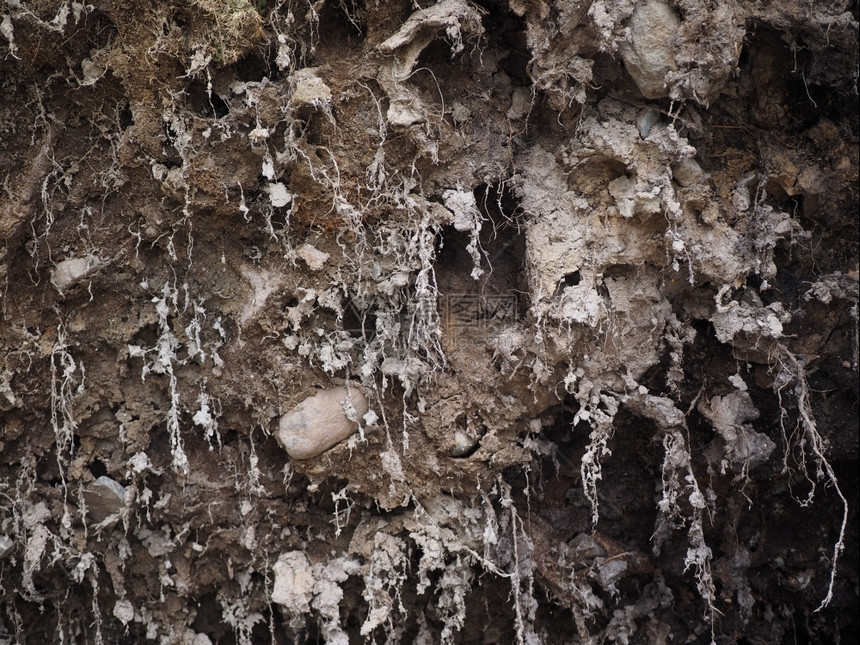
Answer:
0 1 858 643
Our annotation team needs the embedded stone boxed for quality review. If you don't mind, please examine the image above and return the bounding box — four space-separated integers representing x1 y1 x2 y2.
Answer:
277 385 368 460
636 108 661 138
449 430 479 458
296 243 329 271
619 0 681 99
51 255 100 293
672 157 704 187
83 476 126 522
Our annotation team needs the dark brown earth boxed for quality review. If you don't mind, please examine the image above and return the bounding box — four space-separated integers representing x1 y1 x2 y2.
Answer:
1 1 858 643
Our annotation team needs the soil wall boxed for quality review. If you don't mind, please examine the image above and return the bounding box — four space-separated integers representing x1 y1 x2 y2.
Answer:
1 1 858 643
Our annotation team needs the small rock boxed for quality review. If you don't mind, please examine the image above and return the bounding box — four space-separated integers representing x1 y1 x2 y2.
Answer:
386 100 424 128
0 534 13 560
672 157 704 187
277 385 368 460
619 0 681 99
449 430 479 458
83 476 126 522
296 243 330 271
636 108 661 138
51 255 100 294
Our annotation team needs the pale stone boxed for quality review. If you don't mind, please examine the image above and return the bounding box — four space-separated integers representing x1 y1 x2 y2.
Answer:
277 385 368 460
636 108 661 138
297 243 330 271
672 157 704 187
449 430 479 458
83 476 126 522
619 0 681 99
51 255 100 293
386 100 424 128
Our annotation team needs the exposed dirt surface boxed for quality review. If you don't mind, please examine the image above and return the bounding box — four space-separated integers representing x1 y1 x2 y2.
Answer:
1 1 858 643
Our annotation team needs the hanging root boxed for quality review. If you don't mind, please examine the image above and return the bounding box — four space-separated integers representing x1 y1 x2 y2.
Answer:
775 344 848 611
